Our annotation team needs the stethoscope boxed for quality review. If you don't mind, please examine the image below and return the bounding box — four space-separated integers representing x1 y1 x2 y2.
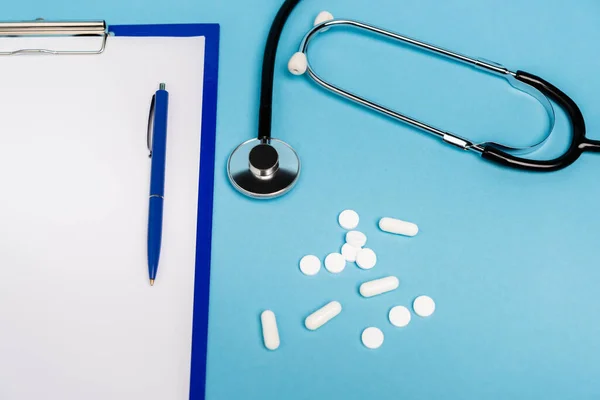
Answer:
227 0 600 200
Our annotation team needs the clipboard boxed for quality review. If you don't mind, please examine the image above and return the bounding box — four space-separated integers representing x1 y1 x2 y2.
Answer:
0 21 219 400
110 23 219 400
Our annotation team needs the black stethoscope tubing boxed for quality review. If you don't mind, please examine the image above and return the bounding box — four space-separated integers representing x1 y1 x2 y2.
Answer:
257 0 303 143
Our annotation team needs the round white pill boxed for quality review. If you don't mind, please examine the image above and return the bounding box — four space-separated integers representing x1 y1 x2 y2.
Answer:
341 243 359 262
413 295 436 317
299 255 321 276
355 248 377 270
361 327 384 349
346 230 367 248
389 306 411 327
324 253 346 273
338 209 359 230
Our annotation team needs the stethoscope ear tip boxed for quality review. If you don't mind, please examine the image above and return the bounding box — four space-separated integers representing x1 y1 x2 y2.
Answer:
288 52 307 75
287 11 335 76
227 138 300 199
314 11 334 28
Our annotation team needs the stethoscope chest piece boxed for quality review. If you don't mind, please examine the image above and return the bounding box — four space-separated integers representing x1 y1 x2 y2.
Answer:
228 138 300 199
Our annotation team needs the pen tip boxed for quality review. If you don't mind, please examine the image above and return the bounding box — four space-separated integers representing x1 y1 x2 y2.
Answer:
150 279 155 286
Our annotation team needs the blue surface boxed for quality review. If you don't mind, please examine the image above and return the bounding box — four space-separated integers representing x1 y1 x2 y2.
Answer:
8 1 600 399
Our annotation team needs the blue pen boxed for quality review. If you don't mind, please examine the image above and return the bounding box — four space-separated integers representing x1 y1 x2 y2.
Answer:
147 83 169 286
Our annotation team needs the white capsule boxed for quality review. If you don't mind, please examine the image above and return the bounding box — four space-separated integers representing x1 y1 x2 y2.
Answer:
346 230 367 248
379 217 419 237
305 301 342 330
359 276 399 298
314 11 334 31
260 310 280 350
288 52 308 75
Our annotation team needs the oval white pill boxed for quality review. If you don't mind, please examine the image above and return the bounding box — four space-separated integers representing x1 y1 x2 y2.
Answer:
346 230 367 248
379 217 419 237
361 327 384 349
355 248 377 270
413 295 436 317
299 255 321 276
338 209 359 230
341 243 359 262
389 306 411 327
305 301 342 330
324 253 346 273
359 276 399 298
260 310 280 351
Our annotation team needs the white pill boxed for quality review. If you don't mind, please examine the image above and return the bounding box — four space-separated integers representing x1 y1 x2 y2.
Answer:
346 230 367 248
361 327 384 349
379 217 419 237
389 306 411 327
288 52 308 75
305 301 342 330
413 295 436 317
324 253 346 273
299 255 321 276
338 209 359 230
260 310 280 351
314 11 334 31
355 248 377 270
359 276 399 298
341 243 359 262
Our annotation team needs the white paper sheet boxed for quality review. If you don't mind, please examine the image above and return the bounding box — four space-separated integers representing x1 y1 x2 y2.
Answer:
0 36 205 400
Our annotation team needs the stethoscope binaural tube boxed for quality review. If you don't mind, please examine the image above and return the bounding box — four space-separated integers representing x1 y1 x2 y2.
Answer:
227 0 303 199
290 16 600 172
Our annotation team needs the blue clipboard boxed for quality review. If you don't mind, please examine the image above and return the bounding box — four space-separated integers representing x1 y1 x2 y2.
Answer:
109 23 219 400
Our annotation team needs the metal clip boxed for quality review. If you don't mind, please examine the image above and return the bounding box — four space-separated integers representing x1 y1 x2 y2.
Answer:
0 19 108 55
147 94 156 158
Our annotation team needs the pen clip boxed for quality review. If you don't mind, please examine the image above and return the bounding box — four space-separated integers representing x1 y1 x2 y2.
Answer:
147 94 156 158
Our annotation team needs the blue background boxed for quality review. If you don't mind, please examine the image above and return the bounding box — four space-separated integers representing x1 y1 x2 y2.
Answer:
8 0 600 399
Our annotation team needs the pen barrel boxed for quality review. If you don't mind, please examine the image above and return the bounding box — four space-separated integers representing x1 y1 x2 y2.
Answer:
150 89 169 196
147 196 164 280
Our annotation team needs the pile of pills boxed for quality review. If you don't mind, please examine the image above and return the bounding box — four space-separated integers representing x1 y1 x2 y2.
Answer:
300 209 378 277
261 209 434 351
